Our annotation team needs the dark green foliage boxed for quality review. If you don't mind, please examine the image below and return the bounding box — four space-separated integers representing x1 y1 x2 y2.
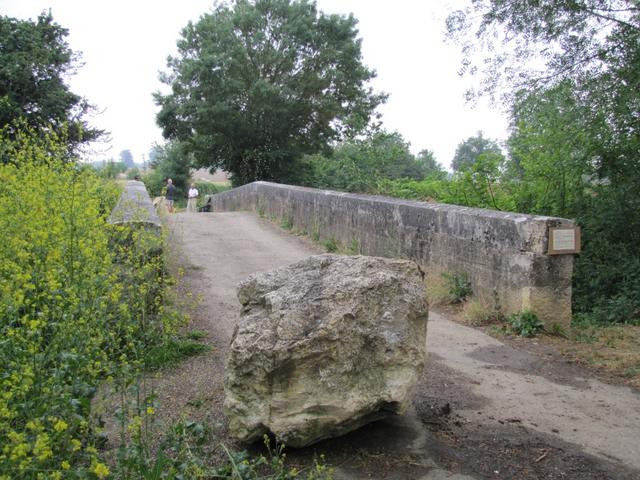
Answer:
143 141 192 199
508 310 544 337
299 130 435 193
451 131 503 171
324 238 338 253
194 181 231 197
442 271 472 303
0 12 101 149
572 184 640 324
155 0 385 186
440 0 640 325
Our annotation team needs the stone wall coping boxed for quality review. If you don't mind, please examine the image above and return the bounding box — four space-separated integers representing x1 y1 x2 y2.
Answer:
250 181 571 225
214 181 575 255
108 180 161 227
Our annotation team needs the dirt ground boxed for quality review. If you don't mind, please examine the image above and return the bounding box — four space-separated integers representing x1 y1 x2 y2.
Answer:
148 211 640 480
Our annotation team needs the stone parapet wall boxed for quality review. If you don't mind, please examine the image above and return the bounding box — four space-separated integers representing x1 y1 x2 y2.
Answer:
209 181 575 328
108 180 161 229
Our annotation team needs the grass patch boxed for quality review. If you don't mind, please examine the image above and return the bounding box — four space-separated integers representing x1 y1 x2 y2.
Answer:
280 214 294 230
347 239 360 255
462 298 502 326
144 336 210 370
186 330 208 340
426 272 452 306
514 321 640 388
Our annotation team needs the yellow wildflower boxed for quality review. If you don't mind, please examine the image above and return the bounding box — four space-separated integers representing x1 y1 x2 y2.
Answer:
92 462 110 479
53 419 68 432
33 433 53 461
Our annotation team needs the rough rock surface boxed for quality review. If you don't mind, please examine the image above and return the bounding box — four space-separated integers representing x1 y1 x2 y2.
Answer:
224 254 428 447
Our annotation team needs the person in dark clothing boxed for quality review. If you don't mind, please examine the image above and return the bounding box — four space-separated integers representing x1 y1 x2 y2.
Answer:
165 178 176 213
199 196 212 212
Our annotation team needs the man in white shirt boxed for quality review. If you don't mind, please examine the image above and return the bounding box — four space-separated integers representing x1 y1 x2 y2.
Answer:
187 183 199 212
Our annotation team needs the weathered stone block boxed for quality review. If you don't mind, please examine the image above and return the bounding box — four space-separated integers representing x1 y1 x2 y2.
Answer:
224 254 428 447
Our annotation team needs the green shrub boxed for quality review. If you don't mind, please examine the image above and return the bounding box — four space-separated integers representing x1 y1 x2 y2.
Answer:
442 271 472 303
324 238 339 253
195 180 231 195
508 310 544 337
126 166 141 180
142 168 166 197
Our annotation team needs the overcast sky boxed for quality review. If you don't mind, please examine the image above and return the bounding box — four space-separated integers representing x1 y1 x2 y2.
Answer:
1 0 509 170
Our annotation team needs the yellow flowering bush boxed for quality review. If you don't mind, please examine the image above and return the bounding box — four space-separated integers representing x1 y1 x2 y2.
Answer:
0 125 172 478
0 124 332 480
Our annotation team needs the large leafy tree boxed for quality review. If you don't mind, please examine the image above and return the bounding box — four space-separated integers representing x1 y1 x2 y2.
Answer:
447 0 640 177
448 1 640 323
143 141 192 199
155 0 386 185
0 12 101 150
446 1 639 99
299 130 429 193
119 149 135 168
415 149 446 179
451 131 503 171
504 82 595 218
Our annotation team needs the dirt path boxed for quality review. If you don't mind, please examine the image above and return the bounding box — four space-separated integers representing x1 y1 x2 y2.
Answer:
161 211 640 480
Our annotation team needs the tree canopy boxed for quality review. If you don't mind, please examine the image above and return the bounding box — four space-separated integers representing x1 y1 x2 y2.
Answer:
119 149 135 168
415 149 446 179
447 1 639 99
445 1 640 323
451 131 503 171
0 12 101 149
155 0 386 185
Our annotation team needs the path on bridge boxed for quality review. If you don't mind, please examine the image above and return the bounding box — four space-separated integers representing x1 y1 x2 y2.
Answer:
158 211 640 480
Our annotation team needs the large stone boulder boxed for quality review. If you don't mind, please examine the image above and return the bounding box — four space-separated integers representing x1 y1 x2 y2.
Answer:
224 254 428 447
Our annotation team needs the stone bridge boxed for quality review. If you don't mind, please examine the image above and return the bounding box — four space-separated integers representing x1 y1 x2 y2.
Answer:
208 181 577 328
105 181 640 478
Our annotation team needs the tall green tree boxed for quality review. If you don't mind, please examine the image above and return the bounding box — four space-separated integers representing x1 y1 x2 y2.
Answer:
299 130 426 192
416 149 446 179
451 131 503 171
448 1 640 323
447 0 640 179
0 12 101 150
119 149 135 168
143 141 192 199
155 0 386 186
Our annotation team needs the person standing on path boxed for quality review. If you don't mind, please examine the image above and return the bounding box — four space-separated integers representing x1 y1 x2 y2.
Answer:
165 178 175 213
187 183 199 213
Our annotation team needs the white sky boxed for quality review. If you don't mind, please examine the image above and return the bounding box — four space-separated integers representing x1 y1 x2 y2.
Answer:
0 0 509 170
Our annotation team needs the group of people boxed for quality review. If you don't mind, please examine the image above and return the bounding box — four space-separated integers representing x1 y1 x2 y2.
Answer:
164 178 200 213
